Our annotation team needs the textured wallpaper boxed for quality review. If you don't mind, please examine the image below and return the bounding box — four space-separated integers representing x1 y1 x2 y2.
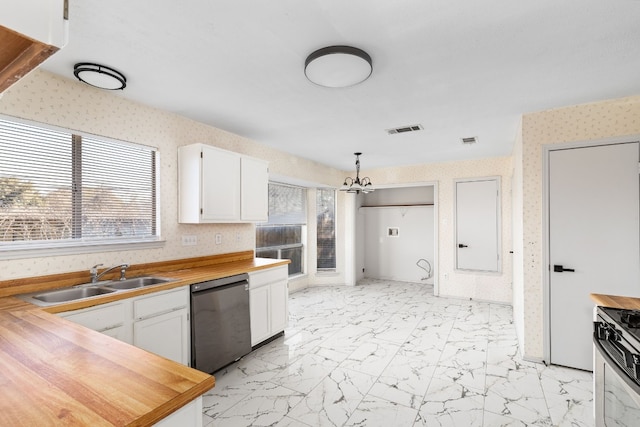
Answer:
0 70 344 280
519 95 640 360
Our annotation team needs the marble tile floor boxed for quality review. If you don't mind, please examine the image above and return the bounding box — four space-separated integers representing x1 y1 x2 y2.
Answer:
202 279 594 427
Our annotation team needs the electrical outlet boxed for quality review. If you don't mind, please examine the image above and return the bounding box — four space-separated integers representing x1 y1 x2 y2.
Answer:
215 233 222 245
236 232 241 243
181 235 197 246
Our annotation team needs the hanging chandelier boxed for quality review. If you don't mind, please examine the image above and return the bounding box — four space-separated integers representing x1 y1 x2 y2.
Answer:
340 152 374 194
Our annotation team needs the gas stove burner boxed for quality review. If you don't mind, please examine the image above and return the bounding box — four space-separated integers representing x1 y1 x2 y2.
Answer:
620 310 640 328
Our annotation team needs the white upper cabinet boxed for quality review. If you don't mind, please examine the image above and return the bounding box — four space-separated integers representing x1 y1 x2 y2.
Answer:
1 0 68 93
178 143 269 223
3 0 68 48
240 156 269 221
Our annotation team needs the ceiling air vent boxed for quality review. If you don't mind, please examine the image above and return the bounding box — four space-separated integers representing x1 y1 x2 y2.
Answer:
461 136 478 145
387 124 423 135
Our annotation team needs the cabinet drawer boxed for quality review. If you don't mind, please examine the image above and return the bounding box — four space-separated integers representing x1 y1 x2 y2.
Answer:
133 288 189 320
249 266 287 289
61 302 125 332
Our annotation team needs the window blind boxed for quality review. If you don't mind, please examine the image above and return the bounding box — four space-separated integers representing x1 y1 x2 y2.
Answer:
316 188 336 269
263 183 307 225
81 136 156 239
256 182 307 276
0 119 73 242
0 117 157 246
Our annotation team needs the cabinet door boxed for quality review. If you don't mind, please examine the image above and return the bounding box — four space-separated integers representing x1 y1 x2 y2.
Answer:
154 396 203 427
133 309 190 365
3 0 67 47
455 178 500 272
201 145 240 221
102 325 130 342
241 156 268 221
249 286 270 346
269 280 288 334
59 301 132 344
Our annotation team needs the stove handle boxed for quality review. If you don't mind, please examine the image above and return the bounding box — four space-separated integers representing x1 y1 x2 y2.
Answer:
594 334 640 394
595 322 640 373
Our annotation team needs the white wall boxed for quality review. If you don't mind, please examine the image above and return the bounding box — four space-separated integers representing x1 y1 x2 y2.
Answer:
362 206 434 283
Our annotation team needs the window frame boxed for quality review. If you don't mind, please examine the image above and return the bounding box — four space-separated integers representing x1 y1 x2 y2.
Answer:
0 115 163 260
255 182 307 277
316 187 336 271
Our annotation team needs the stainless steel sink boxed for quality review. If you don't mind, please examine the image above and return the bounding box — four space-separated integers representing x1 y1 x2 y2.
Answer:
102 276 174 290
18 276 176 306
32 287 116 303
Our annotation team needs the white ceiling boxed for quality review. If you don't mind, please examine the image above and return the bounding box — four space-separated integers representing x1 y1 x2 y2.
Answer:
41 0 640 171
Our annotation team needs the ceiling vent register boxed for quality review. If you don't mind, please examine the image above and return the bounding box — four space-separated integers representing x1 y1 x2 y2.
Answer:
461 136 478 144
387 124 423 135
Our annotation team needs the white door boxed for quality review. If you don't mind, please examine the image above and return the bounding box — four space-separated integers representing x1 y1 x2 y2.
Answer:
455 178 500 271
549 142 640 371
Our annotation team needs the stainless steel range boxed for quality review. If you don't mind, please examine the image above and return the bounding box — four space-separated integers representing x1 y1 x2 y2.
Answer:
593 306 640 426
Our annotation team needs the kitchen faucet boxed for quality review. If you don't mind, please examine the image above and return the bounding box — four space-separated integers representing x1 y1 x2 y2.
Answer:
90 263 130 283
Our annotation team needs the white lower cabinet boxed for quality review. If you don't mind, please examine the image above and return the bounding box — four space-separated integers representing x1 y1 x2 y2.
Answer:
58 288 190 365
249 285 270 345
249 266 288 347
133 307 189 366
58 300 132 344
153 396 203 427
269 280 288 334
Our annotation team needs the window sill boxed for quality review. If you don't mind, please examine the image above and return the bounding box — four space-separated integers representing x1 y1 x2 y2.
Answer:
0 239 165 260
316 270 338 276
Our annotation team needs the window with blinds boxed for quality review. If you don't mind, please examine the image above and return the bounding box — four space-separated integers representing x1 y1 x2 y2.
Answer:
0 117 158 248
256 183 306 276
316 188 336 270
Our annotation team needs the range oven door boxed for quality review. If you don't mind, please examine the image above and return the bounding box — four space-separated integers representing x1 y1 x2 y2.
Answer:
594 338 640 426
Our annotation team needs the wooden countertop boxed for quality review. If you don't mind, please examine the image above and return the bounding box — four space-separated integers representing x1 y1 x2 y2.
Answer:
0 254 290 426
590 293 640 310
24 255 290 314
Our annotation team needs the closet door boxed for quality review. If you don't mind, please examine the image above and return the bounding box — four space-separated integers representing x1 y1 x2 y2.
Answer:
455 178 500 272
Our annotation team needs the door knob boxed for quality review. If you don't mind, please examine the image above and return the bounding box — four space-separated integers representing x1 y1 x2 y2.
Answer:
553 264 575 273
458 244 468 248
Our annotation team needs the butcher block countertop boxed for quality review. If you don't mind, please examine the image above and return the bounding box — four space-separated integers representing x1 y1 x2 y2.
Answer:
0 251 290 426
590 293 640 310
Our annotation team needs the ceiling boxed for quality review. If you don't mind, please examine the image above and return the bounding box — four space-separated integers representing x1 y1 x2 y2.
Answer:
41 0 640 171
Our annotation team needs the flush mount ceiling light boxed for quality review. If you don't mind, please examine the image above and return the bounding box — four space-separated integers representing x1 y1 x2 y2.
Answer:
305 46 372 88
73 63 127 90
340 152 374 194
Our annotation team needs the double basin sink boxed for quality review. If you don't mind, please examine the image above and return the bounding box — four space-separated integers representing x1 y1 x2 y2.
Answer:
20 276 175 307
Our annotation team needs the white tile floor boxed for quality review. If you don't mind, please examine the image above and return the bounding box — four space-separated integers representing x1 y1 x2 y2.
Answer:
202 279 594 426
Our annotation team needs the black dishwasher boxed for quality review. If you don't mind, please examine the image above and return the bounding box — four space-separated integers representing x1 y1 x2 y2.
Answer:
190 273 251 374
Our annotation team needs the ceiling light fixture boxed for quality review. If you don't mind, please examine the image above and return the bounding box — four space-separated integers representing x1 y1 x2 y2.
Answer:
305 46 372 88
340 152 374 194
73 63 127 90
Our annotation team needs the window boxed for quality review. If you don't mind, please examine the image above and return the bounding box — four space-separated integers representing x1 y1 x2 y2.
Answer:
256 183 306 276
316 188 336 270
0 117 158 252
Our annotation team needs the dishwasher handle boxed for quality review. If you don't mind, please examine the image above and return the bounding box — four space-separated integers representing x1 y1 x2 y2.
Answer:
191 273 249 293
